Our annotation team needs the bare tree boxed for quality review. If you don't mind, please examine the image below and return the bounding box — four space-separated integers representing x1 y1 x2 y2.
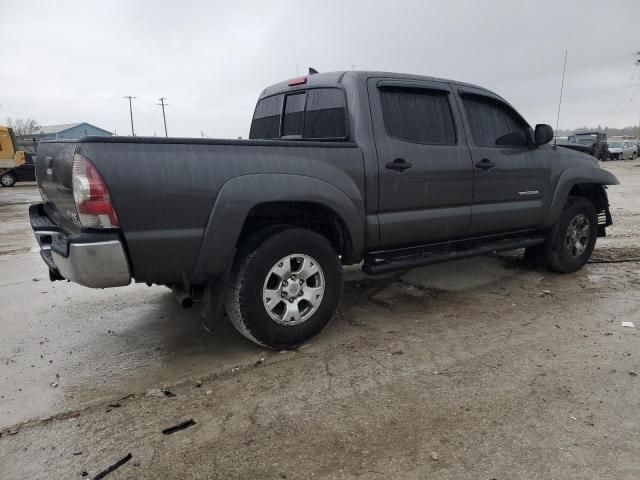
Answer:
6 117 40 137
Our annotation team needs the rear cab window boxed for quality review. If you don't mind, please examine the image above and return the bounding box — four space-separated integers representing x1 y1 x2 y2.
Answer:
250 87 348 141
249 94 283 139
282 92 306 137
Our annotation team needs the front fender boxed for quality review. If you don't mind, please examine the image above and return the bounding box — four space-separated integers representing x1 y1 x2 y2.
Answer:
543 166 619 229
190 173 365 283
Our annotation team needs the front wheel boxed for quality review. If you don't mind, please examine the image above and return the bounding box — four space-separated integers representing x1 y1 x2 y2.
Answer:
548 197 598 273
225 228 342 349
1 172 16 187
524 197 597 273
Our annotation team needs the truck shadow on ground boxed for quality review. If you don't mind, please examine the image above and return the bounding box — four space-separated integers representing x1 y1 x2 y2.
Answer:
57 254 548 416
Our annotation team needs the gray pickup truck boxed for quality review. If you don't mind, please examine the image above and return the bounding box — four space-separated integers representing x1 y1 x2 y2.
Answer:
31 70 619 349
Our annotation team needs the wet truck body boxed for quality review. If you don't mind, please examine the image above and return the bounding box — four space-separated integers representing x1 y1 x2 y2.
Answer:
31 71 618 349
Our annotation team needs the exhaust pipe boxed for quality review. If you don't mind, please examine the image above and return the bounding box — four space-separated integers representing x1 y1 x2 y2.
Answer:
172 285 194 309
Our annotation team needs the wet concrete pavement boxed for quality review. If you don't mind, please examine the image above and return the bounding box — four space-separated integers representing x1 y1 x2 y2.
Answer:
1 161 639 479
0 187 264 426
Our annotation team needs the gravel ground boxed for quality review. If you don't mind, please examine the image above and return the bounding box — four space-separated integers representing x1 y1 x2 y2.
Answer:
0 159 639 479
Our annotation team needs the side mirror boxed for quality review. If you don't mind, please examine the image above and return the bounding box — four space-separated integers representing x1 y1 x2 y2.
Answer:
535 124 554 146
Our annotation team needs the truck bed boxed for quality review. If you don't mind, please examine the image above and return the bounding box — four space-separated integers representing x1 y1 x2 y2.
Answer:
36 136 365 285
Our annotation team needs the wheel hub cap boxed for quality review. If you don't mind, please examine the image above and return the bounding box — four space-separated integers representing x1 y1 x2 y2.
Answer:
565 213 590 258
263 254 325 326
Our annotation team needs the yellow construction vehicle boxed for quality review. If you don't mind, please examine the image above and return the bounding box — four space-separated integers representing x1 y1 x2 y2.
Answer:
0 126 26 187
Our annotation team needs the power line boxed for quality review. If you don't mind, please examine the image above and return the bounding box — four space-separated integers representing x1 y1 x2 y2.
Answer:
614 83 640 120
604 61 638 126
518 81 640 111
486 53 635 85
158 97 169 137
606 54 640 127
123 96 136 136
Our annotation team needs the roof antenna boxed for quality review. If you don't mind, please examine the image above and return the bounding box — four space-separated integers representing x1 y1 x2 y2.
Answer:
554 50 568 145
308 67 319 75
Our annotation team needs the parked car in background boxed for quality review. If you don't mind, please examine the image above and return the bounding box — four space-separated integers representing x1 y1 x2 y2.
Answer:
557 135 597 156
1 153 37 186
571 132 609 160
0 126 27 187
607 140 637 160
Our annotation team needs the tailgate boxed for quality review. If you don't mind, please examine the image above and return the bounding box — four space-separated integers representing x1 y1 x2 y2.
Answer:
36 141 79 230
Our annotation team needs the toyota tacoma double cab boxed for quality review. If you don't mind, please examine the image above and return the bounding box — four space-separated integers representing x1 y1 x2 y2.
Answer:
31 70 619 349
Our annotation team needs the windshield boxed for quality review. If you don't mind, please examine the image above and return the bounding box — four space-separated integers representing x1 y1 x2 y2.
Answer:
575 134 596 144
608 141 623 148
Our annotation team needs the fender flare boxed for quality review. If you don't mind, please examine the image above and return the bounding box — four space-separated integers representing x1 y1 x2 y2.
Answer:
543 166 619 229
190 173 365 283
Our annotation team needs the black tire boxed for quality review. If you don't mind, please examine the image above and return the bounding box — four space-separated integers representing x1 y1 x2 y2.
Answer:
1 172 16 187
547 197 598 273
225 228 342 349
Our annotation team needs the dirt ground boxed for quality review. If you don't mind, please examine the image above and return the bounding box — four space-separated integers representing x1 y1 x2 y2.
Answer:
1 160 639 479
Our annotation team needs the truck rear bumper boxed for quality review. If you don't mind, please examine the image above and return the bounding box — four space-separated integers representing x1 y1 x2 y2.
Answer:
52 241 130 288
30 203 131 288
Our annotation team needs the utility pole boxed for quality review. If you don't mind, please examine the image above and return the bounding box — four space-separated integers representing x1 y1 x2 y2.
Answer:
636 53 640 139
124 96 136 136
158 97 168 137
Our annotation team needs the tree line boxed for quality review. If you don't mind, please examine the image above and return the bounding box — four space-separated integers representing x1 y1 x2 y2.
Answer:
557 125 640 137
5 118 40 137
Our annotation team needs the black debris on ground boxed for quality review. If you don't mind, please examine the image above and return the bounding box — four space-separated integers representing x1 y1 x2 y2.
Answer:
92 452 132 480
162 419 196 435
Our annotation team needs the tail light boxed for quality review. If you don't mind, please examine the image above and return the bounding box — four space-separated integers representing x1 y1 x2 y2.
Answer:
72 153 119 228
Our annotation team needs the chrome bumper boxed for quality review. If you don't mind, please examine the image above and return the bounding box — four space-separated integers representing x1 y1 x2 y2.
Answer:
52 241 131 288
30 204 131 288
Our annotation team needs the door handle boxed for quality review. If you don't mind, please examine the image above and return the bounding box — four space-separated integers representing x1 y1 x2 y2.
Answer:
475 159 495 171
385 158 412 172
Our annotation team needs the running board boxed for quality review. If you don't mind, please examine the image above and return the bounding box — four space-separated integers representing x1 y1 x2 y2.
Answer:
362 235 546 275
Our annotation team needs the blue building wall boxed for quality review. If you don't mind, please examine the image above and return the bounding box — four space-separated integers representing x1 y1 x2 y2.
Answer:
39 123 112 140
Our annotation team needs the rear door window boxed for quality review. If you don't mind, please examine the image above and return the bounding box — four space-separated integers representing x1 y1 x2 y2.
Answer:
461 94 529 147
379 87 456 145
249 94 283 139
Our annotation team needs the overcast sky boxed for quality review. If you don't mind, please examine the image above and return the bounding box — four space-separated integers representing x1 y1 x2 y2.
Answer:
2 0 640 137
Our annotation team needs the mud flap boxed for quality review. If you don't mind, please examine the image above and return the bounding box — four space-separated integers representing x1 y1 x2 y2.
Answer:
200 260 233 333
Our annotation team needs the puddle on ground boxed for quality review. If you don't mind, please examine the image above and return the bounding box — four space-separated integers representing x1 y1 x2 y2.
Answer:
400 256 543 292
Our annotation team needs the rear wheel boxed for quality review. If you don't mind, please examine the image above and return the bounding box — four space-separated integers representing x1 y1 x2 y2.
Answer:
225 228 342 349
1 172 16 187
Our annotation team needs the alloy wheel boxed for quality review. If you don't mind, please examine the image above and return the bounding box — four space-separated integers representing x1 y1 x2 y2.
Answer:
565 213 590 258
262 254 325 326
